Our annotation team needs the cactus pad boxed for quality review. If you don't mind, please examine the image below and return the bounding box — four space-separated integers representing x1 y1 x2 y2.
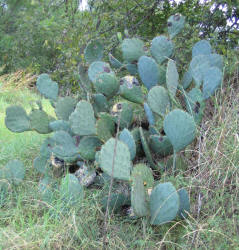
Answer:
36 74 58 101
5 105 31 133
177 188 190 218
149 134 173 158
94 72 119 97
55 97 76 121
138 56 160 90
163 109 196 152
60 174 84 205
121 38 145 63
69 101 96 136
150 182 179 225
203 67 222 99
147 86 170 116
150 36 174 64
49 120 72 134
96 113 115 142
109 53 123 69
119 76 143 104
78 136 102 160
3 160 25 185
34 156 48 174
166 60 179 97
92 93 109 114
181 69 193 90
192 40 211 58
126 63 138 75
29 109 50 134
84 40 104 64
119 128 136 160
167 14 185 39
99 138 132 181
88 61 113 83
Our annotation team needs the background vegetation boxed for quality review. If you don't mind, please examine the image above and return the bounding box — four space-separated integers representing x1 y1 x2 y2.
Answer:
0 0 238 249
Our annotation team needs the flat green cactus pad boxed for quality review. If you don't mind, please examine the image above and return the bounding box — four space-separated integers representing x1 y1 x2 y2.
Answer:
138 56 160 90
139 127 157 170
192 40 211 58
99 138 132 181
185 88 205 124
190 54 211 87
131 127 143 156
119 128 136 160
51 131 79 162
84 40 104 64
203 67 222 99
149 134 173 158
55 97 76 121
167 14 185 39
40 137 54 159
150 36 174 64
88 61 114 83
119 76 144 104
163 109 196 152
34 156 48 174
92 93 109 115
131 163 154 190
177 188 190 218
3 160 25 185
131 175 149 217
109 53 123 69
150 182 179 225
101 193 130 213
166 60 179 97
111 102 133 129
207 53 223 70
36 74 58 101
29 109 50 134
5 105 31 133
60 174 84 205
126 63 138 75
94 72 119 97
69 101 96 136
144 103 155 126
39 177 55 203
181 68 193 90
96 113 115 142
78 136 102 160
147 86 170 117
49 120 72 134
121 38 145 63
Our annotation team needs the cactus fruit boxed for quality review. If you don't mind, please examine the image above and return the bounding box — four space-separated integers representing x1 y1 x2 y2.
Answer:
84 40 104 64
5 105 31 132
150 182 179 225
36 74 59 101
55 97 76 121
192 40 212 58
163 109 196 152
138 56 160 90
119 76 144 104
166 60 179 97
150 36 174 64
99 138 132 181
119 128 136 160
69 101 96 136
121 38 145 63
167 14 185 39
147 86 170 117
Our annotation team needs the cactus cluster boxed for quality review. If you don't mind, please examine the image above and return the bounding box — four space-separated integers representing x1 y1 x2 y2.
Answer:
4 14 223 225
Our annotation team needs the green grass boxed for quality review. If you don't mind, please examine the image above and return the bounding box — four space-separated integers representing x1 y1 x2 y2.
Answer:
0 82 238 249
